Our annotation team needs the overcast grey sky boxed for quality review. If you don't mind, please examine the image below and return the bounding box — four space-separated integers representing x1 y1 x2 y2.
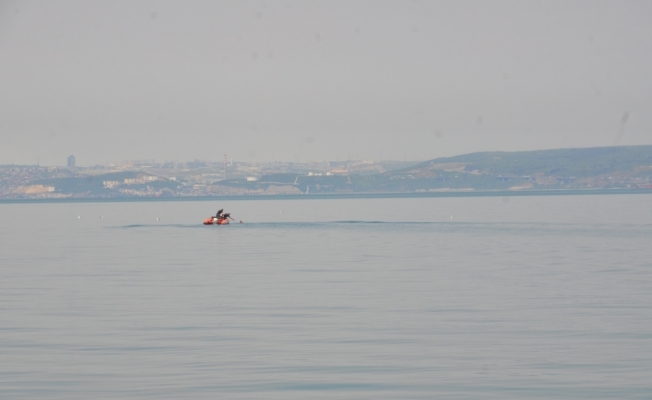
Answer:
1 0 651 166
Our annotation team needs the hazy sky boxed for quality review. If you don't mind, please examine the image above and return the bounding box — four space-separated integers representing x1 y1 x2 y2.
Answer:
1 0 651 166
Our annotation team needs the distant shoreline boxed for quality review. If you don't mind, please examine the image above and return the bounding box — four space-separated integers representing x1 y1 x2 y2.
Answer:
1 188 651 204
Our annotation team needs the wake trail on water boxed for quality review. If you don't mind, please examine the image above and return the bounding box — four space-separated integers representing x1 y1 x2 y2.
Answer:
112 221 442 229
107 221 652 239
115 224 199 229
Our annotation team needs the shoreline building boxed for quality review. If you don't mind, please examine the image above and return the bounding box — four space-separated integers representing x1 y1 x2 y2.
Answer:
67 155 75 168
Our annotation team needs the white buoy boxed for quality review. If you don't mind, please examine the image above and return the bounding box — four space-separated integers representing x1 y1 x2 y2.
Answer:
78 216 81 219
450 215 453 219
156 218 160 221
280 211 283 213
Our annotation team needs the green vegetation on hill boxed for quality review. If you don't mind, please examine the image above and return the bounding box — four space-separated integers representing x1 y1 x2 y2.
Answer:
409 145 652 178
215 146 652 194
378 145 652 191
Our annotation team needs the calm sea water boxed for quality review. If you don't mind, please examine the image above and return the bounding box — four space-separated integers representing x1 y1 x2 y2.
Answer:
1 194 651 399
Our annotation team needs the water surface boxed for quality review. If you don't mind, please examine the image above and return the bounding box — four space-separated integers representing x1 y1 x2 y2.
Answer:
1 195 651 399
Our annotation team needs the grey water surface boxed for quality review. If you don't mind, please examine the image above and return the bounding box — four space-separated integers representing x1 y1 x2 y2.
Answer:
1 195 651 399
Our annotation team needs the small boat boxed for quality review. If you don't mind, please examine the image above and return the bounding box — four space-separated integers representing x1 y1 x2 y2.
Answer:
203 217 229 225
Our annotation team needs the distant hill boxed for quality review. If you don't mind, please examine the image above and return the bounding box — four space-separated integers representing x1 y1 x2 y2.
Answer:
213 146 652 194
378 145 652 192
404 145 652 177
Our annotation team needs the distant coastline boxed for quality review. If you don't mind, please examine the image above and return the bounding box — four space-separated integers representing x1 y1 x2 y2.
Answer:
1 188 650 204
3 145 651 201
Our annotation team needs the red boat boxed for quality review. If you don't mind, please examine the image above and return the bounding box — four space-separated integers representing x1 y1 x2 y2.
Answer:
203 217 230 225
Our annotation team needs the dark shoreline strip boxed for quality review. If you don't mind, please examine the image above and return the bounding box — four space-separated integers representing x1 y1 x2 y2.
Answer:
0 188 651 204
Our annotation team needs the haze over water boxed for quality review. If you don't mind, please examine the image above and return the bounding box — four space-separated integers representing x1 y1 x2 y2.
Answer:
1 194 651 399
